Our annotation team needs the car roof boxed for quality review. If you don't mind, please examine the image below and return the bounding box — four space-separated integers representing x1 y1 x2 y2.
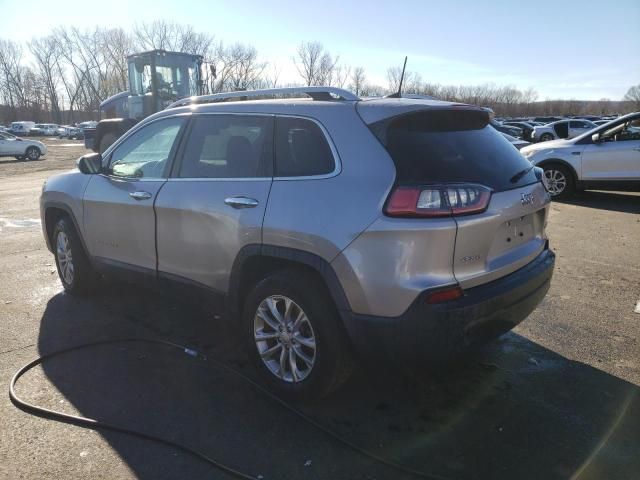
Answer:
161 95 477 125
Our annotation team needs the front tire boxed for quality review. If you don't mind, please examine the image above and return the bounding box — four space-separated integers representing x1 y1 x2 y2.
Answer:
543 164 574 199
25 147 41 160
52 218 97 295
540 133 554 142
243 269 352 402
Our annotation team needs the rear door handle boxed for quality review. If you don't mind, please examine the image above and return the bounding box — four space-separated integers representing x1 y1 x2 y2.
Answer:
129 191 152 200
224 196 259 209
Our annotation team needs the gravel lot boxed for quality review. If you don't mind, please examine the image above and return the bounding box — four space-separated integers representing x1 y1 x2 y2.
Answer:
1 140 639 480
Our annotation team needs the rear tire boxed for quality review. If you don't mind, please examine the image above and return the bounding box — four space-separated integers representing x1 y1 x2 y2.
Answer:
52 217 98 295
25 147 40 160
543 163 574 200
242 269 353 402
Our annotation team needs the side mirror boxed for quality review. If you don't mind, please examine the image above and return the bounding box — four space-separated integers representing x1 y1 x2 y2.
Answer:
77 153 103 174
591 133 601 143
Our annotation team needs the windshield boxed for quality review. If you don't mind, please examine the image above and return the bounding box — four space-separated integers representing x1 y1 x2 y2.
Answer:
128 53 200 100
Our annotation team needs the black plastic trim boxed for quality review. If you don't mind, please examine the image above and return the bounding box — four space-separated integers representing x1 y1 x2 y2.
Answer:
343 248 555 361
227 244 352 319
42 202 90 258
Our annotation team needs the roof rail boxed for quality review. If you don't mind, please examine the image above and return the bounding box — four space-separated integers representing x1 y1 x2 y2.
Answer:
168 86 360 109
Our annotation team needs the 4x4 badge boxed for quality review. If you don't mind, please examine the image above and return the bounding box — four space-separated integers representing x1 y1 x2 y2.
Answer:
521 193 535 205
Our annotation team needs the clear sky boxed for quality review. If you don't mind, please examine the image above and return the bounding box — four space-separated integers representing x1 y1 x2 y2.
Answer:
2 0 639 100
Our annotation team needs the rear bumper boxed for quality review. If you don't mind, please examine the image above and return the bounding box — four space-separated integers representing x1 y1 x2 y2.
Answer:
342 248 555 362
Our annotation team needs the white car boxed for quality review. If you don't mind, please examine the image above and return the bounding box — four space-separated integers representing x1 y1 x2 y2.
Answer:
521 112 640 198
532 119 597 142
0 131 47 160
8 121 35 136
30 123 59 136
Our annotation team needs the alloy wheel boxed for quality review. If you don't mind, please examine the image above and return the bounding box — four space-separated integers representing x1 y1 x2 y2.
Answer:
254 295 317 383
56 231 74 285
544 169 567 196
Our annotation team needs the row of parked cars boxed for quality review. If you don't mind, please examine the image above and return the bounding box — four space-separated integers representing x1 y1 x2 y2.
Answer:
0 121 97 139
492 115 622 143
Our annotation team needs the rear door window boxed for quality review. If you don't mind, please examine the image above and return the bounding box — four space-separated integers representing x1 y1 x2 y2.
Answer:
274 117 335 177
179 115 273 178
370 109 537 192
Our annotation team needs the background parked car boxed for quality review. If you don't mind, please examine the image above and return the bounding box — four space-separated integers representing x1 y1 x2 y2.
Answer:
57 125 84 140
490 119 523 138
533 116 564 124
8 121 35 136
532 119 597 142
76 121 98 130
0 131 47 160
502 132 530 150
503 121 536 140
29 123 59 136
521 112 640 198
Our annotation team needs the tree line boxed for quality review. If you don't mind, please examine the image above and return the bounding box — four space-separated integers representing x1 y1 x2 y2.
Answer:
0 20 638 125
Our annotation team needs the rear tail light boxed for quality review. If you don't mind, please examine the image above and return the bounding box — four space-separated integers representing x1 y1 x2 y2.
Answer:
385 184 492 217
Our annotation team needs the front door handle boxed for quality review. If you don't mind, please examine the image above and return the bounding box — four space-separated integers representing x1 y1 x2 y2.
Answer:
129 191 152 200
224 196 259 209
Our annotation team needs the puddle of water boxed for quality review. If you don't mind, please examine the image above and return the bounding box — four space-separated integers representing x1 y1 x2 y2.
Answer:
0 218 41 229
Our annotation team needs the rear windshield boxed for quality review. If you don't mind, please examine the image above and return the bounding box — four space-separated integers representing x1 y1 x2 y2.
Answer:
370 110 538 191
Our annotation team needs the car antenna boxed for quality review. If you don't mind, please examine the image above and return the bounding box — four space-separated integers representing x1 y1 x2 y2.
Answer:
386 56 407 99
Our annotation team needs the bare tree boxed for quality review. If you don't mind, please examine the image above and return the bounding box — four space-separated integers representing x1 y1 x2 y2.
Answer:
0 22 632 124
213 43 266 91
332 65 350 88
29 35 63 122
349 66 366 95
623 84 640 109
132 20 214 57
264 63 282 88
294 41 338 86
386 66 419 94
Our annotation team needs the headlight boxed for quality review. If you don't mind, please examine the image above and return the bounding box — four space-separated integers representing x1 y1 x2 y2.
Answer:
522 149 536 160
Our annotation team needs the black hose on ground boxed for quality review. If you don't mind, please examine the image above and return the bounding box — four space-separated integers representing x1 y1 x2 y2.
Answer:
9 337 451 480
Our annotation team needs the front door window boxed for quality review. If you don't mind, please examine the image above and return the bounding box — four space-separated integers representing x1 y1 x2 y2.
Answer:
108 117 185 179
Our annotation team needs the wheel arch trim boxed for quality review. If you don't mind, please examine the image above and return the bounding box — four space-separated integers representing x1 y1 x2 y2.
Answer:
227 244 352 319
42 201 91 261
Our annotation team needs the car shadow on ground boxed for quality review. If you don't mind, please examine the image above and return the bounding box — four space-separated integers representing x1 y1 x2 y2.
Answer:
556 190 640 214
19 284 640 480
0 158 45 165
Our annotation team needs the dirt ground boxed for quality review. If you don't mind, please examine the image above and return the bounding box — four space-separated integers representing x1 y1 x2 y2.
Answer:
0 141 639 480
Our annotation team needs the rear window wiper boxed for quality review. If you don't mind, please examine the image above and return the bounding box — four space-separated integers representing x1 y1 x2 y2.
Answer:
510 165 534 183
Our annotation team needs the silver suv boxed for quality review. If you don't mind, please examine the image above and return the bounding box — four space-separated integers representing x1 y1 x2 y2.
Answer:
40 87 555 400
